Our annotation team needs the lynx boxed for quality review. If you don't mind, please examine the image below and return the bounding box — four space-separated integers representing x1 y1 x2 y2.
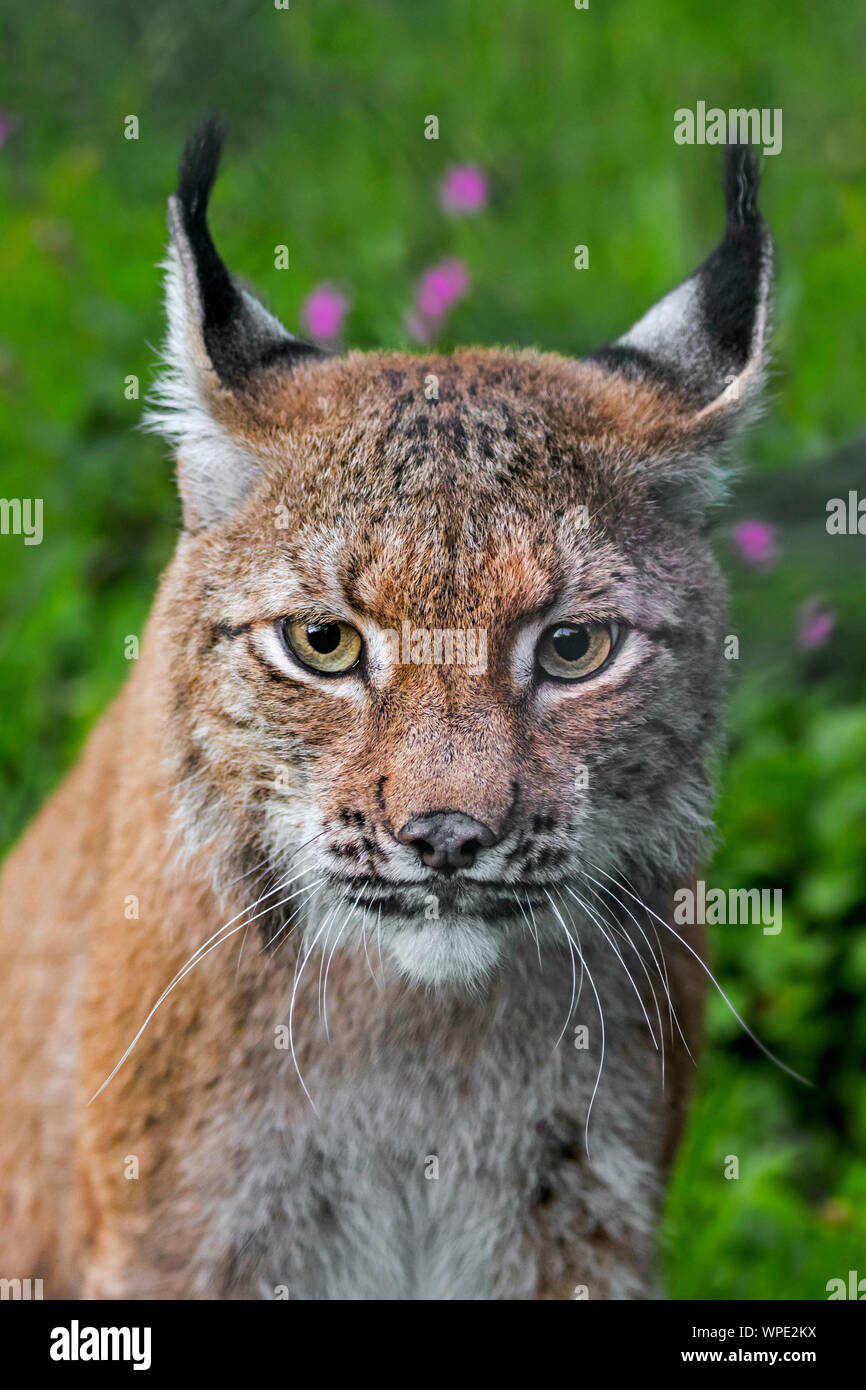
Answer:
0 123 774 1300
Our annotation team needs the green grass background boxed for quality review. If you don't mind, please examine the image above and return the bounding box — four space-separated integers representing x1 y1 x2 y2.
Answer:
1 0 864 1298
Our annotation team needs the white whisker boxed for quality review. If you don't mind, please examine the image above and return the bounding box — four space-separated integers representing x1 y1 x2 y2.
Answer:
322 891 363 1040
375 904 385 983
553 903 578 1050
288 896 349 1113
544 889 605 1162
583 864 692 1070
512 890 543 970
316 891 349 1018
565 883 659 1054
89 874 325 1103
595 865 810 1086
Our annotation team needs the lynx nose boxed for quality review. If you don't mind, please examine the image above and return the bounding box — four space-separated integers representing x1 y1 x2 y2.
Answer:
396 811 499 871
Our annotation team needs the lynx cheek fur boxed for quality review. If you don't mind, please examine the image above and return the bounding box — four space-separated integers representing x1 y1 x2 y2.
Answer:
0 124 772 1300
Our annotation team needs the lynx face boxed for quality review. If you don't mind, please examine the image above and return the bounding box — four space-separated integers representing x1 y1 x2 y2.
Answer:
150 123 772 988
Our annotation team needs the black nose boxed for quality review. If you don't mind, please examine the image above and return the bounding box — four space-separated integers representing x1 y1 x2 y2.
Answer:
396 811 499 871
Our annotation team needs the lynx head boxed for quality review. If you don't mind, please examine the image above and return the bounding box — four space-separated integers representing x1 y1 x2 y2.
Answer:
146 120 773 989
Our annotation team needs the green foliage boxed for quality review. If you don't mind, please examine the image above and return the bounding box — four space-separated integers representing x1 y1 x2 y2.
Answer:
665 693 866 1298
1 0 863 1299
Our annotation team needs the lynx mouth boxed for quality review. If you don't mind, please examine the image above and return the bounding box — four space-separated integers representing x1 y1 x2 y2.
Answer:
328 873 551 921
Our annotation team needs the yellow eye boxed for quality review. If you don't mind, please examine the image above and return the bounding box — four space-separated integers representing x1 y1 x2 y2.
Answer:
283 619 363 675
536 622 617 681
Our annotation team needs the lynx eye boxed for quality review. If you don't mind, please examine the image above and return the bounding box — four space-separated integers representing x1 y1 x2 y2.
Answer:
536 621 617 682
281 619 363 675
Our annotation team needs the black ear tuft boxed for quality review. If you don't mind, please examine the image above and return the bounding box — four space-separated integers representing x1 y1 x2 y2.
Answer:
588 144 773 414
697 143 768 375
173 117 237 355
177 114 227 232
167 116 325 389
723 141 760 229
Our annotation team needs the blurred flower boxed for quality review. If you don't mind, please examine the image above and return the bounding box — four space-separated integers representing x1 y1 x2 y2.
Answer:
301 284 348 342
732 519 776 567
407 258 470 342
797 601 835 650
417 259 469 316
405 310 433 344
439 165 489 215
0 112 20 146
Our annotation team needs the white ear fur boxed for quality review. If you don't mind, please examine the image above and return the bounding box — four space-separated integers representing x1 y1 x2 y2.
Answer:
143 229 263 529
617 243 773 425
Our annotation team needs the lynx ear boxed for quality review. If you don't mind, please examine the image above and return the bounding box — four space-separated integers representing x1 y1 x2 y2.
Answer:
591 145 773 434
145 117 325 528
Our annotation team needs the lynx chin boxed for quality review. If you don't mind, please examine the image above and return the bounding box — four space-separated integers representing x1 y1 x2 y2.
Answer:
0 121 775 1300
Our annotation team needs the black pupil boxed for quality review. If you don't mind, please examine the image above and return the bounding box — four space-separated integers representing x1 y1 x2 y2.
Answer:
552 625 589 662
307 622 341 654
